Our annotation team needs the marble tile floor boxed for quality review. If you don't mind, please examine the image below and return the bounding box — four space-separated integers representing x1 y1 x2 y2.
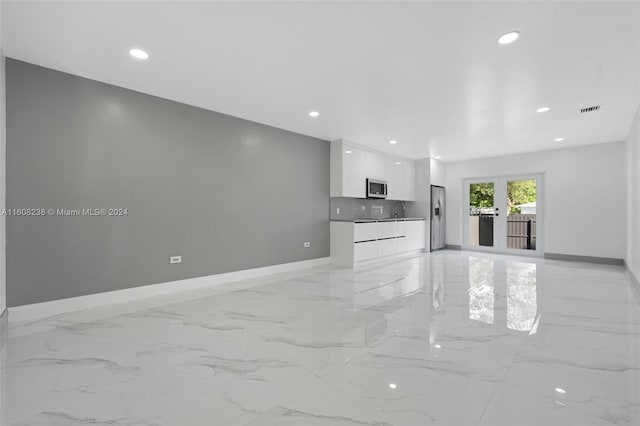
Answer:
1 250 639 426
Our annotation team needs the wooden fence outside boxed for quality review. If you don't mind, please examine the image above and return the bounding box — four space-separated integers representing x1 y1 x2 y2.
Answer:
507 214 537 250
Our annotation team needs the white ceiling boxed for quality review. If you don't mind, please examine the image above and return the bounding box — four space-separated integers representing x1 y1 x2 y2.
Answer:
3 1 639 161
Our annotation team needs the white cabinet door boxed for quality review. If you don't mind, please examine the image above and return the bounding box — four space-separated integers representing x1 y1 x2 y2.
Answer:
366 151 387 181
406 220 426 251
343 144 367 198
354 222 378 242
394 220 406 237
378 221 397 239
385 158 415 201
377 238 397 257
415 221 426 249
396 236 409 253
354 241 378 262
403 161 416 201
386 157 403 200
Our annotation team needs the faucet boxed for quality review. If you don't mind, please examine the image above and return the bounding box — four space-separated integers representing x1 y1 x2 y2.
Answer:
393 201 406 218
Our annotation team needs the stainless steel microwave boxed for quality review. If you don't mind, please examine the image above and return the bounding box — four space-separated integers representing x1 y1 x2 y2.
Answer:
366 178 388 199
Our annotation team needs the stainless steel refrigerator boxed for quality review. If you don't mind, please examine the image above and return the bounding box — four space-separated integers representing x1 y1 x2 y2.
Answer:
431 185 446 251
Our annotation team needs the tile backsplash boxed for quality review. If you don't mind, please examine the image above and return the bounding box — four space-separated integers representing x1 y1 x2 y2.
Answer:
330 198 412 221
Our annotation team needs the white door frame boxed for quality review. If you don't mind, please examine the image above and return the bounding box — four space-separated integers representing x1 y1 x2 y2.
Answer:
462 173 544 257
462 177 506 254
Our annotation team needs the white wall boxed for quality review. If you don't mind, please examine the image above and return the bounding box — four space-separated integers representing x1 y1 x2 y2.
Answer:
627 106 640 280
430 158 446 187
444 142 627 260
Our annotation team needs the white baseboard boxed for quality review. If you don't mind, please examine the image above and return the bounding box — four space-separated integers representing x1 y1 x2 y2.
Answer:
8 257 331 323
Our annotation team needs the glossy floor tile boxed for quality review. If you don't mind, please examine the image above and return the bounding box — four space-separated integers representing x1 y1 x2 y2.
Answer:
1 251 639 425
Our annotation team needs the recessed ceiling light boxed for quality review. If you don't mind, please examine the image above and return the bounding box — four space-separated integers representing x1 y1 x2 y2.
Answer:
389 383 397 389
345 150 353 154
554 137 565 142
497 31 520 45
129 48 149 60
395 161 401 165
555 387 566 394
389 140 398 145
434 344 442 349
536 107 550 113
434 155 442 159
308 111 320 118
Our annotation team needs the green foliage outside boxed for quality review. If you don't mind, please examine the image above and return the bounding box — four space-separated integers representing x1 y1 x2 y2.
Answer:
469 180 536 214
469 183 495 208
507 180 536 214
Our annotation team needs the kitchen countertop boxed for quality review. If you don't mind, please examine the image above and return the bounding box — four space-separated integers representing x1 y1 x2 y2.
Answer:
331 217 426 223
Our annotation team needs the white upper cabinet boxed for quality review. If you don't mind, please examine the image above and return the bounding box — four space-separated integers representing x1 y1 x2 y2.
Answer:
365 151 387 181
386 157 403 200
331 140 367 198
385 157 416 201
330 139 415 200
342 144 367 198
403 160 416 201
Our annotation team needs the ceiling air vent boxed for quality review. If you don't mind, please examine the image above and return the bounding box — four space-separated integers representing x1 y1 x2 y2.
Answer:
580 105 600 113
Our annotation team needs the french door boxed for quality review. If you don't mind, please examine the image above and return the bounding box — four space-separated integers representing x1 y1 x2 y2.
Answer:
463 174 543 256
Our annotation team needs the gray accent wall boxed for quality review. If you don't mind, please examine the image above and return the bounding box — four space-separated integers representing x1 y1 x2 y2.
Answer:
6 59 329 307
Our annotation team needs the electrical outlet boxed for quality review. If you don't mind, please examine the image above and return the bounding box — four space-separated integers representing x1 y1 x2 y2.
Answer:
304 242 311 248
336 207 340 214
170 255 182 264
